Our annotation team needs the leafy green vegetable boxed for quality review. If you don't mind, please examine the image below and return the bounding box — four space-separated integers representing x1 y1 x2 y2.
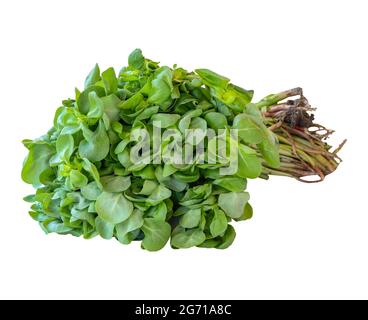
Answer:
79 121 110 162
179 208 201 228
218 192 250 219
21 141 54 186
171 228 206 249
204 112 228 130
101 67 118 95
84 64 100 88
233 113 266 144
141 218 171 251
95 216 114 240
95 192 133 224
21 48 295 251
115 209 144 243
210 208 228 237
81 182 102 200
100 175 131 193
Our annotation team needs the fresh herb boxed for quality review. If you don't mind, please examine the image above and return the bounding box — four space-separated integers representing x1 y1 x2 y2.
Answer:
21 49 344 250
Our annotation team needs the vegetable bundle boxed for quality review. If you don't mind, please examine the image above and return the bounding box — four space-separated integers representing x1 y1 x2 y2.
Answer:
21 49 344 251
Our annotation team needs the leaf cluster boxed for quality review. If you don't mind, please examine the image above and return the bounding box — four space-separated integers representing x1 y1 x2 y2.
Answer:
21 49 280 250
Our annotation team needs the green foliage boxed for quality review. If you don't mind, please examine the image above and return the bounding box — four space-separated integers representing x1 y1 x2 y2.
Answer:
21 49 281 250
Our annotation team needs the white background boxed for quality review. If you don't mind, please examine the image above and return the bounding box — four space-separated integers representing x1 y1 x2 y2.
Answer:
0 0 367 300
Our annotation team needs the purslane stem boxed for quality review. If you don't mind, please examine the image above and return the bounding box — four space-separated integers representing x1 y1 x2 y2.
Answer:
258 88 346 182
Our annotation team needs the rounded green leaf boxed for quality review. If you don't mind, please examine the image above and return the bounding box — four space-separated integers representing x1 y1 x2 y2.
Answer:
151 113 180 128
171 228 206 249
78 86 105 114
179 209 202 229
21 143 54 185
101 175 131 193
234 203 253 221
216 225 236 249
257 131 280 168
128 48 145 69
204 112 228 130
95 216 114 240
141 218 171 251
218 192 250 219
145 185 172 206
233 113 265 144
69 170 88 188
237 144 262 179
95 192 133 224
81 181 102 200
56 134 74 162
115 209 144 242
79 121 110 162
146 202 167 221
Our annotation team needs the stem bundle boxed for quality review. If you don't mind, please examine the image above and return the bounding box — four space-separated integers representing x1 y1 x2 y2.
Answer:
256 88 346 182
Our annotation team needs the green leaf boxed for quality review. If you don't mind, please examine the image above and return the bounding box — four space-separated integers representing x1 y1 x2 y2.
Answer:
134 106 160 123
198 238 221 248
95 216 114 240
234 203 253 221
204 112 228 130
210 208 228 237
101 94 121 122
21 142 54 185
100 175 131 193
147 67 173 107
218 192 250 219
102 67 118 95
87 91 104 119
141 218 171 251
82 158 102 189
59 134 74 159
151 113 180 128
179 208 202 228
213 177 247 192
146 185 172 206
81 181 102 200
42 221 74 235
49 134 74 166
229 84 253 106
69 170 88 188
134 180 158 195
163 163 177 177
195 69 229 89
95 192 133 224
115 209 144 242
84 64 100 88
258 130 280 168
114 138 130 154
233 113 266 144
77 86 105 115
118 92 143 110
128 48 145 69
216 225 236 249
237 143 262 179
79 121 110 162
171 228 206 249
146 202 167 221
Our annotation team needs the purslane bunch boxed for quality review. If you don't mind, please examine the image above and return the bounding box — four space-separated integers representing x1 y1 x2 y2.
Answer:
21 49 344 250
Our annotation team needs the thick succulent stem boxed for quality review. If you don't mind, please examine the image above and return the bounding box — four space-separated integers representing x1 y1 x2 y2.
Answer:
258 88 346 182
